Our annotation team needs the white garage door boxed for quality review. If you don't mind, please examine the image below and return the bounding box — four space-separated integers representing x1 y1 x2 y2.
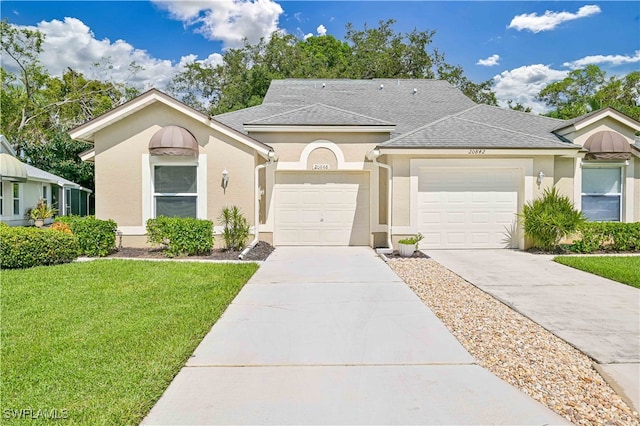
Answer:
275 172 370 245
418 168 519 249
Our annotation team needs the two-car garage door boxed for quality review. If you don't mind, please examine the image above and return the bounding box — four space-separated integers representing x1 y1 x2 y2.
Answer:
274 172 369 245
418 168 519 249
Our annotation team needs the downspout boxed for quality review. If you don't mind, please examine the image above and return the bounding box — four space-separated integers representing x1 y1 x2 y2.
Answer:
239 150 275 260
367 148 393 253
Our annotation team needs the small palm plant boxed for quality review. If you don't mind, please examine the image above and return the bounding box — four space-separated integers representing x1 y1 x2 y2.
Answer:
519 187 586 251
218 206 250 251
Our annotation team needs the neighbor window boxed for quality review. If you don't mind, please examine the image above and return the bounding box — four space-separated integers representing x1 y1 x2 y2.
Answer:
43 185 48 202
12 183 20 216
0 182 3 215
153 165 197 218
581 167 622 221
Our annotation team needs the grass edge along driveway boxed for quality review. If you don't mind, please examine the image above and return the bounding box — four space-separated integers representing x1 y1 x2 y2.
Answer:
554 255 640 289
1 259 258 425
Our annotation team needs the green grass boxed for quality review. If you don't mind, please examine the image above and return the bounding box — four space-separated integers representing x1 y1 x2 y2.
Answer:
1 260 258 425
554 256 640 289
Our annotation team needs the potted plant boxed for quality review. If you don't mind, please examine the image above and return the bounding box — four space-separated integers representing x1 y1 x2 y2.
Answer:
30 199 57 227
397 233 424 257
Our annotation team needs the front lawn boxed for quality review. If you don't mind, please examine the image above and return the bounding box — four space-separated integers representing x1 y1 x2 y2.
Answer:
1 260 258 425
554 256 640 289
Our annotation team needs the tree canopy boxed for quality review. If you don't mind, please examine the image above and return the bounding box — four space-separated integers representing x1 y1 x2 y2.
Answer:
537 64 640 121
168 20 497 115
1 19 139 190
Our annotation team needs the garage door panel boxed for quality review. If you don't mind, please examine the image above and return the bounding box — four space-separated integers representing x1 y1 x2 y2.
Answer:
418 168 519 249
275 172 369 246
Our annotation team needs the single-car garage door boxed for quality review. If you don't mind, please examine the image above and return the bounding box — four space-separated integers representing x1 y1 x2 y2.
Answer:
418 168 519 249
275 172 370 245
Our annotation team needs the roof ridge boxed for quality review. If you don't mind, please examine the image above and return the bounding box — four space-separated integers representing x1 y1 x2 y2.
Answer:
380 105 481 146
246 102 395 125
454 116 572 144
312 103 394 124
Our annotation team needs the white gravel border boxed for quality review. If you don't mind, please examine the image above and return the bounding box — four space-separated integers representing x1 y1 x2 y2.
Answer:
388 258 639 425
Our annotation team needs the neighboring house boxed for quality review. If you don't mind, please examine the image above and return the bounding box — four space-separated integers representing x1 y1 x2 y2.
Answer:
69 80 640 250
0 135 92 226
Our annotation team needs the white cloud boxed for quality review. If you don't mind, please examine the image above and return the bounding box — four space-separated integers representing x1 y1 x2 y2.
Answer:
317 24 327 36
303 32 313 40
477 54 500 67
153 0 283 49
493 64 568 113
563 50 640 69
508 4 601 33
293 12 305 23
2 18 222 91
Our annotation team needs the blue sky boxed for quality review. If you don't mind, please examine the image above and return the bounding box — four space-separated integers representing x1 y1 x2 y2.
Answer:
2 1 639 112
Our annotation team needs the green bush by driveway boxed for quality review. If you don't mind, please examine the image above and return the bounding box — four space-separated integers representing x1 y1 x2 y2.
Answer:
554 256 640 288
1 260 258 424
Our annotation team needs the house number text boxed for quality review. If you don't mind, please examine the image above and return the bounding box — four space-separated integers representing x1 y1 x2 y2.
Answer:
468 149 486 155
313 164 330 170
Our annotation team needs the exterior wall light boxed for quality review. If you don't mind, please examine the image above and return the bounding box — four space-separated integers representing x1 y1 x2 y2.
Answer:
222 169 229 193
536 171 545 188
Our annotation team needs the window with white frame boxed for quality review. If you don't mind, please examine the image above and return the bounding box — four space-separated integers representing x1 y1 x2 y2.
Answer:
43 185 48 202
581 166 622 222
0 181 3 215
12 183 20 216
153 165 197 218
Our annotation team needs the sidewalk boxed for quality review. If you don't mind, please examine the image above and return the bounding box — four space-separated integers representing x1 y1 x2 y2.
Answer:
143 247 567 425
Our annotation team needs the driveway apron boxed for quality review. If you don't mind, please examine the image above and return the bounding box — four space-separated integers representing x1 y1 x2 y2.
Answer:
143 247 567 425
428 249 640 412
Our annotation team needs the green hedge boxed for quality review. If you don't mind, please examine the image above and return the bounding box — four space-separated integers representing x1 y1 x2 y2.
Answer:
0 226 79 269
572 222 640 253
54 216 117 257
146 216 214 257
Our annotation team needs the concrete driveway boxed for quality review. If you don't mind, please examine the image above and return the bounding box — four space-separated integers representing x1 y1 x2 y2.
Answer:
143 247 566 425
428 249 640 412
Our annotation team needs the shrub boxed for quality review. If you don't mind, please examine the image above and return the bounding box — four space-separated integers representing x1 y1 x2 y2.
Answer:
573 222 640 253
146 216 214 257
54 216 117 257
519 187 586 251
218 206 250 251
0 226 79 269
50 221 73 235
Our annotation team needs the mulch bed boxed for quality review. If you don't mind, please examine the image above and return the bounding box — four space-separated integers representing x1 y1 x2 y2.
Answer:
107 241 275 261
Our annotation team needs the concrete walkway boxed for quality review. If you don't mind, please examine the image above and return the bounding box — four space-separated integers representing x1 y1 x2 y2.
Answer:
428 249 640 413
143 247 566 425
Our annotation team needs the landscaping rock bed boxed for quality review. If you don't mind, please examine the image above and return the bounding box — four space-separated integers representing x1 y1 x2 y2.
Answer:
108 241 275 261
388 258 639 426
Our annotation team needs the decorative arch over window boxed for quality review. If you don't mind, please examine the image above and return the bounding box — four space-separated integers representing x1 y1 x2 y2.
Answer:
583 131 631 161
149 126 199 157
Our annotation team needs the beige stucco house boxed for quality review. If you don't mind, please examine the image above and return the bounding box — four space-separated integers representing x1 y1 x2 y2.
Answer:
69 79 640 250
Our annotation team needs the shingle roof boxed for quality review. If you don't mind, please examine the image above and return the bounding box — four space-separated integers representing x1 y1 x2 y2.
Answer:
245 103 394 126
381 106 579 149
215 79 584 150
216 79 475 137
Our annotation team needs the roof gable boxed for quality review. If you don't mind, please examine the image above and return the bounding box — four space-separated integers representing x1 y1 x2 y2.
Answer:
381 106 579 150
553 107 640 134
244 103 394 127
69 89 274 158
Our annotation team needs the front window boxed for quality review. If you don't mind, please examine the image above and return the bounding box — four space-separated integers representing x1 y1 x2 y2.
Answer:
12 183 20 216
581 167 622 221
153 165 197 218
